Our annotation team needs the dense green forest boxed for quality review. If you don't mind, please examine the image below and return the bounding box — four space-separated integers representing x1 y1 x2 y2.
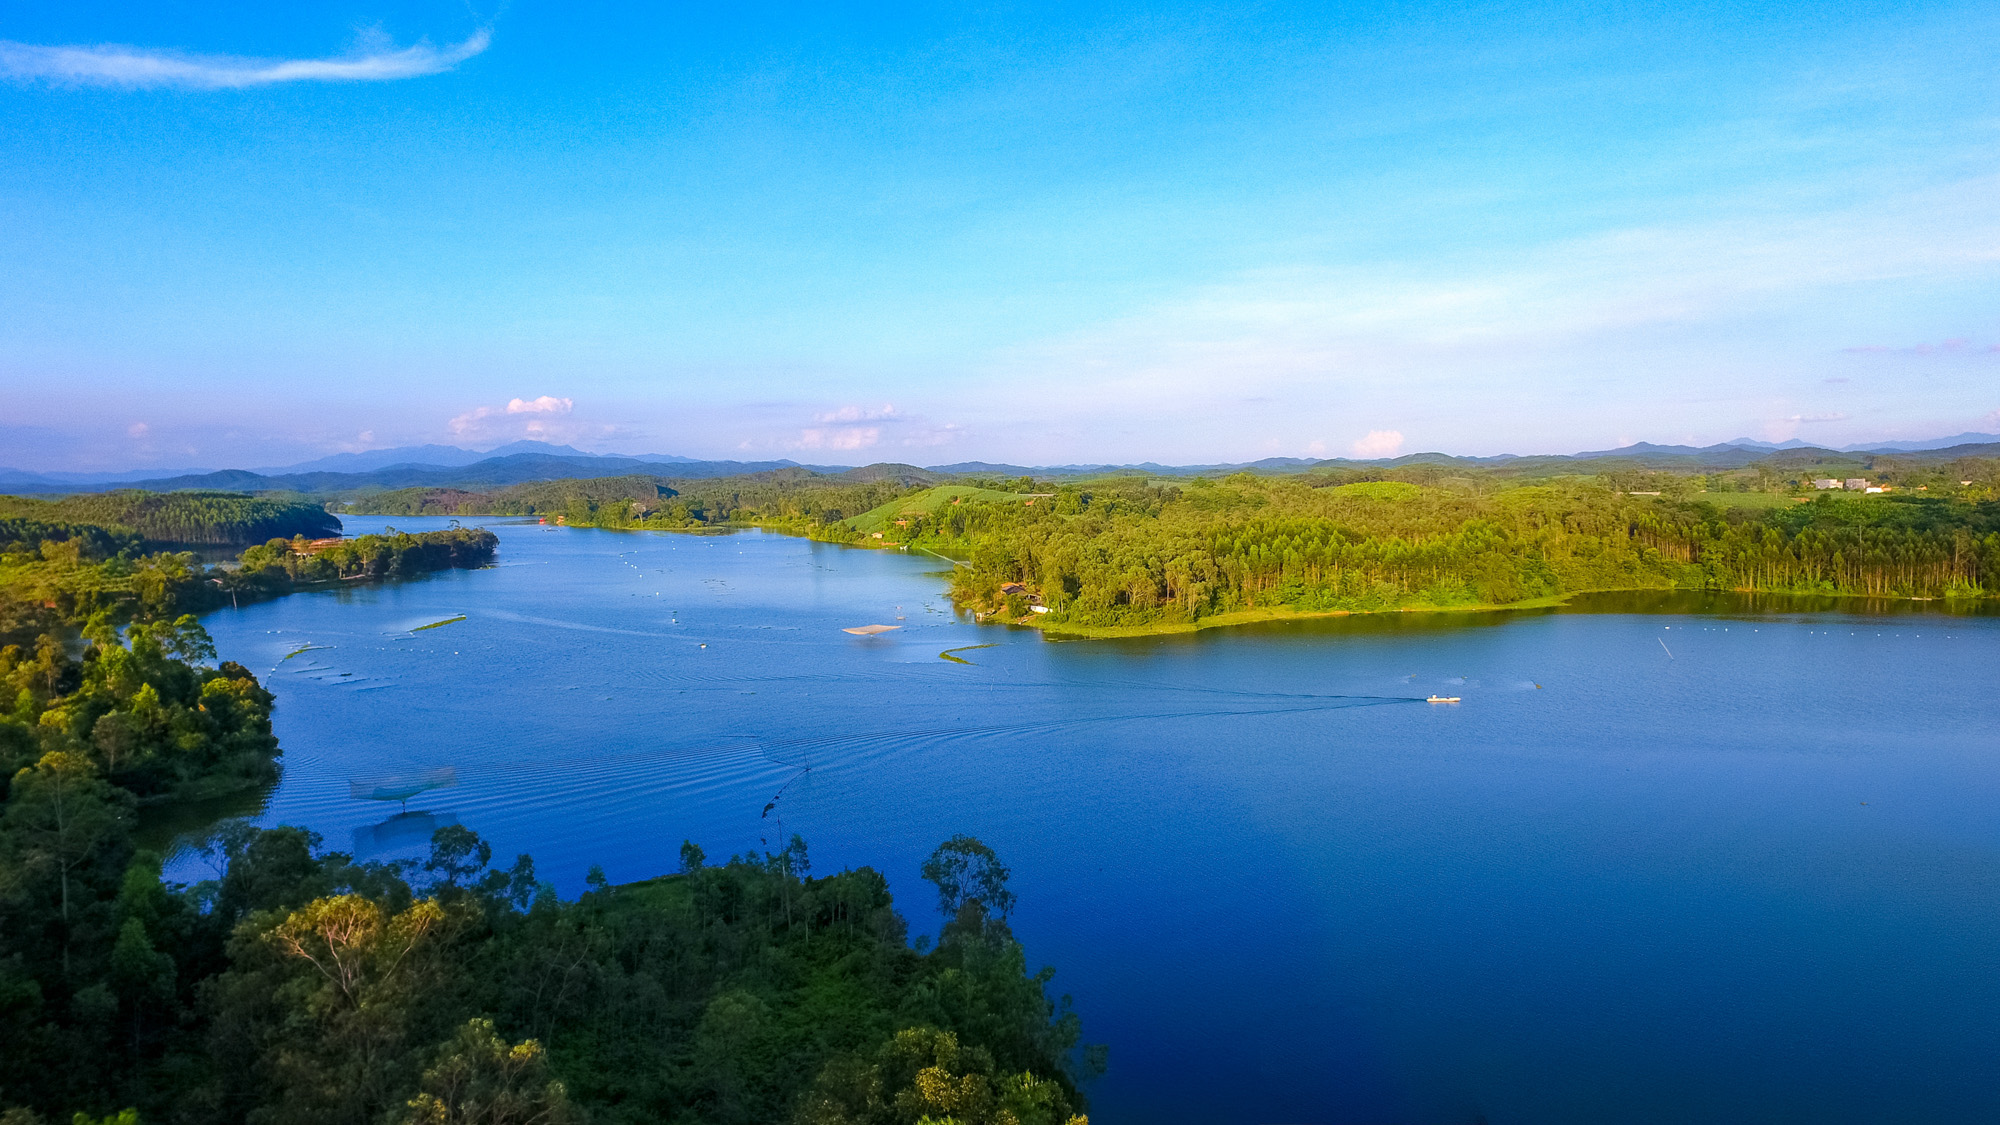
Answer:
919 475 2000 629
0 494 339 548
0 504 1094 1125
230 528 497 598
0 791 1093 1125
332 462 2000 630
0 528 497 645
0 615 278 805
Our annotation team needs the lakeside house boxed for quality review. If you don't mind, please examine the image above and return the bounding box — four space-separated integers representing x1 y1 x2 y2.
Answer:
1813 478 1843 489
1844 478 1869 491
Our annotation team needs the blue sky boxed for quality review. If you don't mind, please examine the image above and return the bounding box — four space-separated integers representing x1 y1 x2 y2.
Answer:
1 1 1996 470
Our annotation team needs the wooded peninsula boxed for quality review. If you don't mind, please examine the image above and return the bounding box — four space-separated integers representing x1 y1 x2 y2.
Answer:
340 457 2000 635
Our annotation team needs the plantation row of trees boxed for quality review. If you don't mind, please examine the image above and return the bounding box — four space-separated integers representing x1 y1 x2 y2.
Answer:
870 475 2000 627
0 493 339 548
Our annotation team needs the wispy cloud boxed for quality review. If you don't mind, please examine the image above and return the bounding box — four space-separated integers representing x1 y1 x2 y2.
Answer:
0 28 489 90
975 171 2000 456
796 426 881 451
813 404 898 424
1841 338 1995 356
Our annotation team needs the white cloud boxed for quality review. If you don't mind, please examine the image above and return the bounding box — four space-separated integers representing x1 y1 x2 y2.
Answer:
450 395 579 440
1351 430 1405 458
507 395 573 415
0 28 489 90
127 422 148 438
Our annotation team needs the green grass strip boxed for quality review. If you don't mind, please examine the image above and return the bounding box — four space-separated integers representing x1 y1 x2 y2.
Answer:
939 643 999 665
410 614 467 633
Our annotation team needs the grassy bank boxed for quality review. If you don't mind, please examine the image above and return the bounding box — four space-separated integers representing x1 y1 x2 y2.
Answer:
986 593 1580 638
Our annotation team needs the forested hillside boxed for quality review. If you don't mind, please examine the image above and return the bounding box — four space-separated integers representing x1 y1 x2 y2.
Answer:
0 492 339 547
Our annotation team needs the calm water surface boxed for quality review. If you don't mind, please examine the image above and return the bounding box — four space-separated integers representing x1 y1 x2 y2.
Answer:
185 518 2000 1124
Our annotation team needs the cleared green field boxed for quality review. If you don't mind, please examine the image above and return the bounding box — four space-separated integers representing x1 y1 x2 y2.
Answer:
846 484 1031 534
1691 491 1810 510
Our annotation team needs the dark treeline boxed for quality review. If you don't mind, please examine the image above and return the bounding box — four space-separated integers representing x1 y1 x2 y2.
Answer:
0 493 339 548
346 473 922 537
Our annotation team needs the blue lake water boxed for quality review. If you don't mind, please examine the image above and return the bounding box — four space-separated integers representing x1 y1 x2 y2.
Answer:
184 517 2000 1124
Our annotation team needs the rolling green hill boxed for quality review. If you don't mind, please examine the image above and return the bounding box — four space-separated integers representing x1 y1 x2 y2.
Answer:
845 484 1034 535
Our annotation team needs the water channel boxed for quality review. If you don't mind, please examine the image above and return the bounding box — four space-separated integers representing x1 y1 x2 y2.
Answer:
182 516 2000 1123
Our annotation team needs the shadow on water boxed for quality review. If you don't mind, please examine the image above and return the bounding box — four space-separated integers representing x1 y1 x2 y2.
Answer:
1558 588 2000 619
134 785 271 854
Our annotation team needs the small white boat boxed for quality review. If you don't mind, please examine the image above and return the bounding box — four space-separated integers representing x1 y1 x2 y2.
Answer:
1426 695 1461 704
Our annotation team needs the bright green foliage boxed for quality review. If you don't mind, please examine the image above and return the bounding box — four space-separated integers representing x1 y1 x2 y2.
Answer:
916 475 2000 627
236 528 496 590
0 514 492 642
797 1027 1086 1125
398 1019 579 1125
0 617 277 803
0 522 141 561
845 488 1032 538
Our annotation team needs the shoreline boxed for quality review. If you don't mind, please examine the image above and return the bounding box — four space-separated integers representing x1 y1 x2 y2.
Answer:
982 587 1996 640
394 520 1998 637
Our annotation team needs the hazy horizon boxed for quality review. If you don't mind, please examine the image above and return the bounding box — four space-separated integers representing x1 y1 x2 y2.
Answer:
4 1 1996 472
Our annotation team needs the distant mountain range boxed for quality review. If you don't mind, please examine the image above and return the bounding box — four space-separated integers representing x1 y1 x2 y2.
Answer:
1 435 1996 495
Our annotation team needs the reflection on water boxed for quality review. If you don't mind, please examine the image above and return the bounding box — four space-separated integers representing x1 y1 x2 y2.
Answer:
182 517 2000 1125
353 809 460 859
